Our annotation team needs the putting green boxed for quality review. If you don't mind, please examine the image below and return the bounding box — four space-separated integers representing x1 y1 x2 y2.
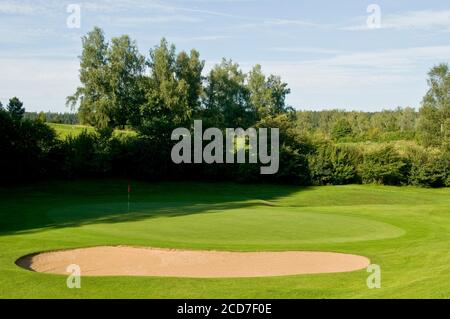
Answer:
0 181 450 298
47 203 405 247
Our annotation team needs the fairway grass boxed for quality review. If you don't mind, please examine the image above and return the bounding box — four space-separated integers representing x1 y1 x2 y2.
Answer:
0 181 449 298
47 123 136 140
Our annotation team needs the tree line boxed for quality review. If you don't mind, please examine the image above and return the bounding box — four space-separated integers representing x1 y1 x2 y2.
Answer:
65 27 292 138
23 112 79 124
0 27 449 187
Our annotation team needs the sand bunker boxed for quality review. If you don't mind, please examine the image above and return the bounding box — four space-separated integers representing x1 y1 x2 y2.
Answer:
16 246 370 278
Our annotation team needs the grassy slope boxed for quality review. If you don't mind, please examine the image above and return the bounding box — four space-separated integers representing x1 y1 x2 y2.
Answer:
47 123 135 140
0 181 449 298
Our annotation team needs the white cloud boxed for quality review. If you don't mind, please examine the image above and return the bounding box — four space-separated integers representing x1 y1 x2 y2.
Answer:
243 46 450 110
0 0 68 16
343 10 450 31
0 58 79 112
269 47 343 54
0 1 38 14
264 18 324 28
314 46 450 69
383 10 450 30
103 15 203 27
170 35 232 43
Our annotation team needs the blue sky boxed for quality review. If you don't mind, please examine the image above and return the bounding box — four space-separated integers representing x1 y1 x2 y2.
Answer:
1 0 450 113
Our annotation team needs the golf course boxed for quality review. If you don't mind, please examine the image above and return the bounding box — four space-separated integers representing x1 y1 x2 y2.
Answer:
1 180 449 298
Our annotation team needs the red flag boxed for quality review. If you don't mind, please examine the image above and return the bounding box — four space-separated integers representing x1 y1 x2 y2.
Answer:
128 184 131 193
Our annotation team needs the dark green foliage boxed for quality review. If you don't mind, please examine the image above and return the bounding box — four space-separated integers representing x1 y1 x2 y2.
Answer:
442 144 450 187
308 142 360 185
1 29 449 188
359 146 409 185
67 27 110 129
136 39 201 140
257 114 311 185
203 59 252 129
408 147 447 187
60 131 112 177
6 97 25 121
0 108 58 182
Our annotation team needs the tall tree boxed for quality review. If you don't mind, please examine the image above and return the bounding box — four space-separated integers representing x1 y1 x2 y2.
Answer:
247 65 291 121
203 59 251 128
107 35 146 129
137 39 191 139
67 27 110 130
419 64 450 146
7 97 25 121
175 49 204 116
398 107 418 133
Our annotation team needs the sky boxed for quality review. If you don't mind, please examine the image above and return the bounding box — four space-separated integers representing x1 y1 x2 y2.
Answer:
1 0 450 113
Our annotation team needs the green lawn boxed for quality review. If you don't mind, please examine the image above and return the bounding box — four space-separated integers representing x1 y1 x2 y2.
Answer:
0 181 449 298
47 123 136 140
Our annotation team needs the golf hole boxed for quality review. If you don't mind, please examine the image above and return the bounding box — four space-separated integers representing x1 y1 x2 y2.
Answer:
16 246 370 278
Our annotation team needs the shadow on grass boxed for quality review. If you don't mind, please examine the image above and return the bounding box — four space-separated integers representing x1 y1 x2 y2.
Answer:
0 179 305 235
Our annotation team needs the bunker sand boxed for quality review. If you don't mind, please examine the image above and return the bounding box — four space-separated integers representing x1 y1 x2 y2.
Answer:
17 246 370 278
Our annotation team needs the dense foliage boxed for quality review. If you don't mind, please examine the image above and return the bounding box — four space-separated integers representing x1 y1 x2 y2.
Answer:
0 27 449 187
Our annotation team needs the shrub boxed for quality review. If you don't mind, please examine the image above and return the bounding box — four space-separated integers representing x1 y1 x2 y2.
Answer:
308 142 361 185
0 110 58 182
331 119 353 141
359 145 409 185
61 131 112 177
407 147 447 187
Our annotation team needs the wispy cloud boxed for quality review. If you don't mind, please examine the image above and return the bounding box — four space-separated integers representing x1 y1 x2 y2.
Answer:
314 46 450 69
269 47 343 55
383 10 450 30
0 57 79 111
255 46 450 96
265 18 323 28
102 15 203 27
343 10 450 31
0 1 40 15
216 19 329 35
168 35 233 43
79 0 247 19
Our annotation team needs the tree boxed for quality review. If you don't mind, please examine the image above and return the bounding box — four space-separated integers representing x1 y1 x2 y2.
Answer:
256 114 312 184
247 65 291 121
408 147 447 187
67 27 110 130
247 65 270 119
398 107 418 133
359 145 409 185
7 97 25 121
331 118 353 140
37 112 46 123
309 142 360 185
175 49 204 116
136 39 191 139
419 64 450 146
203 59 252 128
107 35 146 129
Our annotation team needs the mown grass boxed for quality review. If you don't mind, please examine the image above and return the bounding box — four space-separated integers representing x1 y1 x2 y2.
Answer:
0 181 449 298
47 123 136 140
